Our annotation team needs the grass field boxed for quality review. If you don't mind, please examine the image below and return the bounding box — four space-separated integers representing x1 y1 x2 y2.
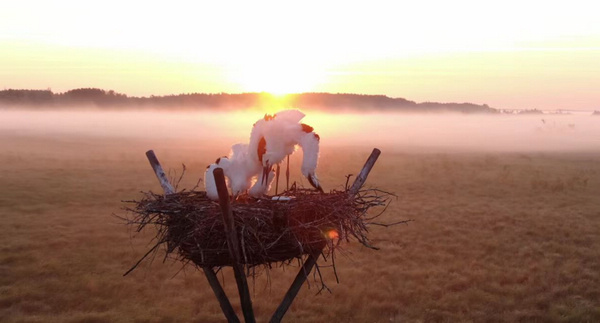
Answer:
1 111 600 322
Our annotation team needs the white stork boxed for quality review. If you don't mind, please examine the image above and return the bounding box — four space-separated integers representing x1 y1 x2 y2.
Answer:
203 144 276 200
248 109 324 193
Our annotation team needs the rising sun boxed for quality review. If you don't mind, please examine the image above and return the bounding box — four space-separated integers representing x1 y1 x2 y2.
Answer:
228 61 325 95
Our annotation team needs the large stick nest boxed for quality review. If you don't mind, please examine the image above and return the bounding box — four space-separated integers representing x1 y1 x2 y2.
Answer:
124 185 393 272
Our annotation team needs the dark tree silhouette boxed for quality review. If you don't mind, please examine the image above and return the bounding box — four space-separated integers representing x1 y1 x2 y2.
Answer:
0 88 497 113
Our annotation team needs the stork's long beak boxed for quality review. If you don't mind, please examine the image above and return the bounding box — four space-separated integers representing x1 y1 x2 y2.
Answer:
262 162 272 185
307 174 324 193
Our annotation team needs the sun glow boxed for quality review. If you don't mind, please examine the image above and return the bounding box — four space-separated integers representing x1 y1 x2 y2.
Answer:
227 61 326 95
2 1 600 109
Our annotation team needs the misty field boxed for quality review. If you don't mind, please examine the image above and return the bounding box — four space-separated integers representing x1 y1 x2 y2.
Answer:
1 111 600 322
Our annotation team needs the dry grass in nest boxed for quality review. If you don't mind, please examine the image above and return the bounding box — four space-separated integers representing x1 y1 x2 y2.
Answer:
123 183 397 279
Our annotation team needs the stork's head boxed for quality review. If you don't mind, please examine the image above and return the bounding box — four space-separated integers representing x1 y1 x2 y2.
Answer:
257 136 292 182
215 156 229 168
307 173 324 193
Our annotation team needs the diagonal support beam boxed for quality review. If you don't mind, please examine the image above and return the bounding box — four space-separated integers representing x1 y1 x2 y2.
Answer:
202 267 241 323
349 148 381 196
269 252 322 323
270 148 382 322
146 150 175 195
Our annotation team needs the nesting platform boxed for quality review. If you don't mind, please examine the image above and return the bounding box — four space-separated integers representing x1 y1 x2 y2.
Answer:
126 187 387 268
124 148 392 323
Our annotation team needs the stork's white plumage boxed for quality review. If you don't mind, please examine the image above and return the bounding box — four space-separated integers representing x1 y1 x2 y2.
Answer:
204 144 274 200
297 128 322 190
218 144 255 196
204 162 221 200
248 168 275 197
248 109 323 192
204 109 321 199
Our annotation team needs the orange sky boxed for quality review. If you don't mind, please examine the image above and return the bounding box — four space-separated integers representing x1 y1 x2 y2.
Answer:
1 1 599 110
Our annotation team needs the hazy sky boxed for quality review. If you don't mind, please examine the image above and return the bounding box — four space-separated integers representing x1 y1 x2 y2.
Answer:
1 0 599 110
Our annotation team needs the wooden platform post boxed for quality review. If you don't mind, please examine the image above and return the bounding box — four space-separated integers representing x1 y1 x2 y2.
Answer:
214 168 256 323
146 150 240 323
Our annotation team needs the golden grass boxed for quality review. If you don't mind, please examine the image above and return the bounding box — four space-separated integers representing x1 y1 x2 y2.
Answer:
1 132 600 322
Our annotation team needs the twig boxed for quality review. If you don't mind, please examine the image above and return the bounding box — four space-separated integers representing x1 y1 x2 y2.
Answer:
368 219 415 227
123 242 161 276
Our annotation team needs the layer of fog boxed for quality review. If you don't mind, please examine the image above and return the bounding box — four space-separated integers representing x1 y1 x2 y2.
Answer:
1 109 599 153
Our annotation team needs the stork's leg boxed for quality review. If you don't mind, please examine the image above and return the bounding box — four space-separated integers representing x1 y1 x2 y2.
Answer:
286 155 290 191
275 164 280 195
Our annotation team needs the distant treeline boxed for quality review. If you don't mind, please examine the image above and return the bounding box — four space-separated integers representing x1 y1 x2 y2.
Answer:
0 88 497 113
